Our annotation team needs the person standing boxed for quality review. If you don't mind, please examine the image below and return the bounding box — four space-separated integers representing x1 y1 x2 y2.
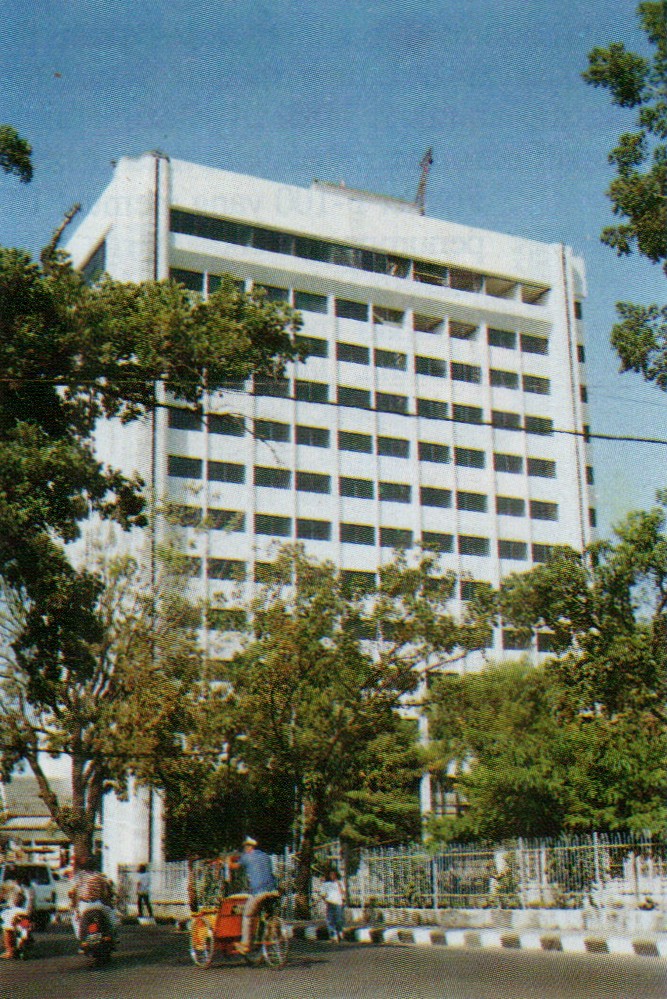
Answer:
136 864 153 920
229 837 279 954
320 869 346 942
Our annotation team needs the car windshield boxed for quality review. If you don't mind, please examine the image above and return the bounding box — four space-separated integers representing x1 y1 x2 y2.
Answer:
7 865 51 885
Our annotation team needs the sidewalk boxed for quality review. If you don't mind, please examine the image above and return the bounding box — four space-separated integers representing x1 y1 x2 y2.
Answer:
290 920 667 959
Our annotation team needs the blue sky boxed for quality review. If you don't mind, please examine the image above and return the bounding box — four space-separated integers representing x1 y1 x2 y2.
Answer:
1 0 665 537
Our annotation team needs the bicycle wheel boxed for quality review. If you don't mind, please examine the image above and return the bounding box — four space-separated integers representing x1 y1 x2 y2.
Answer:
262 915 289 968
190 917 215 968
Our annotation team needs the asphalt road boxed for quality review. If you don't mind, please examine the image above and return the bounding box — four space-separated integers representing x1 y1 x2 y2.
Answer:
2 924 665 999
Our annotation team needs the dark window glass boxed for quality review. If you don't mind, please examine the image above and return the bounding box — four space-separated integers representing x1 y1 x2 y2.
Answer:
380 481 411 503
458 535 490 557
527 457 556 478
580 385 588 403
413 314 444 334
488 328 516 349
574 301 583 320
454 404 483 425
295 380 329 403
208 508 245 531
374 348 407 371
490 369 519 389
296 335 328 358
417 398 448 420
338 385 371 409
454 447 485 469
589 507 597 528
170 210 251 245
460 580 484 600
168 455 203 478
532 543 556 563
340 477 374 499
168 407 203 431
496 496 525 516
337 341 370 364
170 268 204 292
449 320 478 339
296 470 330 493
255 513 292 536
254 466 291 488
208 559 246 580
503 629 531 650
377 436 410 458
255 419 290 443
525 415 554 436
340 522 376 545
449 268 483 292
376 392 408 414
494 452 523 473
341 569 376 594
586 465 595 485
420 486 452 508
253 376 290 397
294 290 328 313
523 374 550 395
520 334 549 355
338 430 372 453
208 460 245 483
415 355 447 377
498 540 528 560
254 562 284 583
414 260 447 285
457 491 487 512
380 527 413 548
530 500 559 521
373 305 405 325
206 274 244 295
297 518 331 541
294 236 331 262
492 410 521 430
82 241 106 284
170 504 202 527
577 343 586 363
209 413 245 436
296 424 330 447
451 361 481 383
254 283 288 301
422 531 454 552
418 441 450 463
335 298 369 322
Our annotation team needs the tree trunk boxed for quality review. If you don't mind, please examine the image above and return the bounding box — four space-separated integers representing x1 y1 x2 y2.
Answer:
293 797 320 919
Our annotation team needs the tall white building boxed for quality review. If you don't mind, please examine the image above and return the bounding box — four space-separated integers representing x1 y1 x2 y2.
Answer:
66 152 595 865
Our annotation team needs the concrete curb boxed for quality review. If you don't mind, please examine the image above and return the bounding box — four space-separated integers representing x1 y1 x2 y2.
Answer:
290 922 667 959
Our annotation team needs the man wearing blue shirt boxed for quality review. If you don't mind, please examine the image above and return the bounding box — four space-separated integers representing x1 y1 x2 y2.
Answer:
230 837 279 954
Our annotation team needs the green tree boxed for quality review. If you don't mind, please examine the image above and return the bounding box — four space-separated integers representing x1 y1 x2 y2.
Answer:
583 2 667 388
0 125 32 183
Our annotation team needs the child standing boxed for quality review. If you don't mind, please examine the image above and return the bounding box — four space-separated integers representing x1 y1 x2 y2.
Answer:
320 869 346 942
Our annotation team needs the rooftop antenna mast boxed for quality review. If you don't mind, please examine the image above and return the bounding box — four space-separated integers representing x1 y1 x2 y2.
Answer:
414 147 433 215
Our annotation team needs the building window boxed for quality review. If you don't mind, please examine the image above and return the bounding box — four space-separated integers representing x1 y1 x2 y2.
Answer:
525 415 554 436
422 531 454 552
490 369 519 390
451 361 482 384
503 629 531 651
418 441 450 463
373 305 405 326
296 334 329 358
449 268 483 292
340 477 374 499
208 508 246 531
586 465 595 485
589 507 597 528
168 407 203 431
208 460 245 483
296 470 331 493
380 481 411 503
375 348 407 371
207 608 247 632
341 569 377 593
209 413 245 436
532 543 556 563
295 380 329 403
253 375 290 398
414 260 447 286
453 404 483 425
296 424 330 447
170 268 204 293
340 522 376 545
255 513 292 537
574 301 583 320
335 298 369 322
377 436 410 458
338 386 371 409
254 283 289 302
523 374 550 395
520 333 549 355
492 410 521 431
457 491 487 513
296 518 331 541
580 385 588 403
207 274 244 295
496 495 526 517
449 320 478 340
420 486 452 508
498 540 528 560
380 527 413 548
337 341 370 365
417 398 448 420
458 535 490 557
415 355 447 377
376 392 408 414
255 419 291 443
82 241 106 284
488 327 516 349
460 579 483 600
577 343 586 363
254 466 291 489
294 290 328 314
338 430 373 453
414 314 444 334
454 447 485 469
530 500 559 521
494 452 523 473
208 559 246 580
168 455 203 478
527 457 556 478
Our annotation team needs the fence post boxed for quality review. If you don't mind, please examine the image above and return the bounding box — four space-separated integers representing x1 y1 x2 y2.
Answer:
517 838 525 909
431 855 438 912
592 831 601 888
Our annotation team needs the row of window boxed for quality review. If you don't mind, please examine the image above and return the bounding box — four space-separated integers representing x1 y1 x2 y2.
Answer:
170 210 552 305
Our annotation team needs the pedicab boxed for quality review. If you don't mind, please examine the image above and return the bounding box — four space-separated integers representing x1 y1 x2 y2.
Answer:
187 857 289 969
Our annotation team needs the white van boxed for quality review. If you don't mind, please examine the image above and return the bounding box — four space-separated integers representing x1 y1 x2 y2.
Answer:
0 862 58 929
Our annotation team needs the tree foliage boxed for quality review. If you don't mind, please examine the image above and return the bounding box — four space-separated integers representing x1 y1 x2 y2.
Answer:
0 125 33 183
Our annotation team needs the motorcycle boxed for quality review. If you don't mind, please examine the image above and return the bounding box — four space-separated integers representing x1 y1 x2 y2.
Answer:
77 905 115 965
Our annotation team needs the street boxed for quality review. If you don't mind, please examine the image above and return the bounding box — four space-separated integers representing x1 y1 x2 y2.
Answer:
1 923 665 999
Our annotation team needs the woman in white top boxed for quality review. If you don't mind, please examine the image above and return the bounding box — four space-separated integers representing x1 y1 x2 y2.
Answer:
320 869 346 942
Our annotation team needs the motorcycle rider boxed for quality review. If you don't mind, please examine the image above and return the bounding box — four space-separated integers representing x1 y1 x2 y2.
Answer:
68 857 119 949
1 873 34 959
